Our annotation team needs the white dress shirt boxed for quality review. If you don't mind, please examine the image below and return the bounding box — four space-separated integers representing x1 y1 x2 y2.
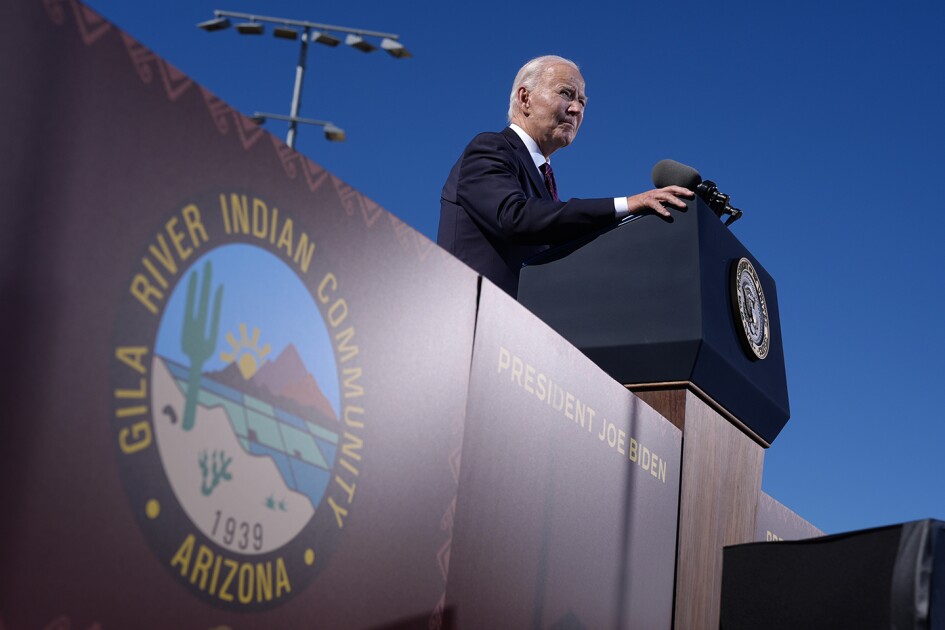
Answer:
508 124 629 218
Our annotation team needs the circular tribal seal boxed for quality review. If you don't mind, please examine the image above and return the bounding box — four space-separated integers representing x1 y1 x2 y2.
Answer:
110 193 366 611
731 257 770 360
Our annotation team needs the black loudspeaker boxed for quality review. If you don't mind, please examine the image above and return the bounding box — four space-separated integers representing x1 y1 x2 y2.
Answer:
721 519 945 629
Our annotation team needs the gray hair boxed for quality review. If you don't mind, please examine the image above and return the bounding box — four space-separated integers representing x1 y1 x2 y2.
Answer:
507 55 580 122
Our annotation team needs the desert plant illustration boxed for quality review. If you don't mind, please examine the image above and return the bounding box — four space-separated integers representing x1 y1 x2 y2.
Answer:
181 261 223 431
199 449 233 496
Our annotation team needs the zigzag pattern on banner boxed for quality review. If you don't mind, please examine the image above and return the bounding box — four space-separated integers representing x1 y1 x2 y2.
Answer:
44 0 111 46
200 87 232 134
389 215 436 262
436 516 453 580
331 176 385 227
198 88 267 150
271 137 330 192
428 415 464 630
72 0 110 44
42 0 67 24
428 502 456 628
758 495 820 536
429 593 448 630
231 113 267 151
121 34 193 101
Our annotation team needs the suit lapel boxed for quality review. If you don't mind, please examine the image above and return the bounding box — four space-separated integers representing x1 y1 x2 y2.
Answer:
502 127 549 199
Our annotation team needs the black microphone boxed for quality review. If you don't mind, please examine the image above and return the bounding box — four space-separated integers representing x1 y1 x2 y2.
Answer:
651 159 702 190
651 159 743 225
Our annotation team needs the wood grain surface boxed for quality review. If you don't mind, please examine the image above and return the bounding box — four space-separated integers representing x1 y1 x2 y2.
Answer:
633 387 765 629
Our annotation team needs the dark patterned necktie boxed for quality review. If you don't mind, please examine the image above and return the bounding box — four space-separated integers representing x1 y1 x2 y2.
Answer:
540 162 559 201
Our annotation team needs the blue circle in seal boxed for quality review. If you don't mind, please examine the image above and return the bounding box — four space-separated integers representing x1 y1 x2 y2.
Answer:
151 243 341 554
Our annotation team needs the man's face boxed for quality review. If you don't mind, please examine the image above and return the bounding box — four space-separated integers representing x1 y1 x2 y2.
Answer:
520 63 587 157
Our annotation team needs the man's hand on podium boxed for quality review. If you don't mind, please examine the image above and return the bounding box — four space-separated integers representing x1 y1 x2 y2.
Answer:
626 186 694 217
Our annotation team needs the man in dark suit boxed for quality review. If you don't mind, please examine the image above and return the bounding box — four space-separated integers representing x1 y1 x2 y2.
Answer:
438 55 692 297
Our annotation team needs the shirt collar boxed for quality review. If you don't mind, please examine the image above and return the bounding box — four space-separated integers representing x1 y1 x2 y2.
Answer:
509 123 548 170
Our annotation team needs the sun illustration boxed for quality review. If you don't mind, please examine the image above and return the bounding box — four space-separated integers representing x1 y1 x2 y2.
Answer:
220 323 271 380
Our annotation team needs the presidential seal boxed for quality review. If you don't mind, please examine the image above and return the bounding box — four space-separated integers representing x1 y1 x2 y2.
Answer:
731 257 769 360
110 193 366 610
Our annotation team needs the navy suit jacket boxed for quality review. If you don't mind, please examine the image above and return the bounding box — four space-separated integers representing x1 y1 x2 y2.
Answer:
438 127 616 297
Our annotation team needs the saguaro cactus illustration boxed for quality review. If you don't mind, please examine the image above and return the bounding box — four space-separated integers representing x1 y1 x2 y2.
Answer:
181 261 223 431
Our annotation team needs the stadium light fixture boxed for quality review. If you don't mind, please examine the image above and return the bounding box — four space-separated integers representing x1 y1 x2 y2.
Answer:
322 124 346 142
253 113 346 143
380 38 411 58
198 9 410 148
197 17 230 32
235 21 264 35
344 34 376 53
273 25 299 40
310 31 341 47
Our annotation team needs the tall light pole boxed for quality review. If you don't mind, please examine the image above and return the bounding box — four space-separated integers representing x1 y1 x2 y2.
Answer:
198 10 411 149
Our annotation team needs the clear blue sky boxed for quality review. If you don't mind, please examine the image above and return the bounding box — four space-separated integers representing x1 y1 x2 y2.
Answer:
86 0 945 535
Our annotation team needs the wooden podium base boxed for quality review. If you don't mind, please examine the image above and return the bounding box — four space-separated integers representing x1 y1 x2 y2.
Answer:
632 385 765 630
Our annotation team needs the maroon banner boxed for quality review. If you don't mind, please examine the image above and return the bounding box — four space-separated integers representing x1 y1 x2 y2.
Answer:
446 281 682 629
0 2 478 628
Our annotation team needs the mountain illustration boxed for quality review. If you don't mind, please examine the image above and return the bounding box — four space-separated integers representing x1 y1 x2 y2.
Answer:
253 344 337 421
205 343 337 424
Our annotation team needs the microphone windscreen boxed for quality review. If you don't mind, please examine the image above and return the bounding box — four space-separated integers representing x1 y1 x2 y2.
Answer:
652 159 702 189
